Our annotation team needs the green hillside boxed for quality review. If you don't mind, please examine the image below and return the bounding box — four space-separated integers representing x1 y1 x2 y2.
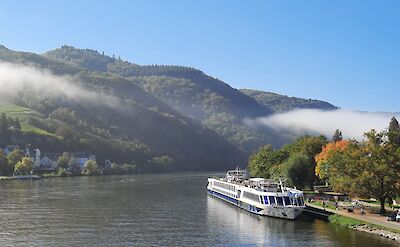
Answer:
45 46 336 152
0 46 246 171
44 46 278 152
0 45 337 172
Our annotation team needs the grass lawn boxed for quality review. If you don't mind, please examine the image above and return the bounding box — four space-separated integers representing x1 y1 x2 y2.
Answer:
0 102 57 137
309 200 337 210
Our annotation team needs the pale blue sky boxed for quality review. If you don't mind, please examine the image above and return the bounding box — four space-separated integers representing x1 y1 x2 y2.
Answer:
0 0 399 111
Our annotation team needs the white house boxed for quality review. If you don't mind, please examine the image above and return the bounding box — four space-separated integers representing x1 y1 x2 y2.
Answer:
72 153 96 168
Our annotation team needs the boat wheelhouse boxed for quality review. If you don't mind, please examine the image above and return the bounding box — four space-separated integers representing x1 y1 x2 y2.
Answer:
207 168 305 220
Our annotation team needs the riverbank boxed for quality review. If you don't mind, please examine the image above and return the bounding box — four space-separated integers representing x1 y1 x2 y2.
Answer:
0 175 42 180
306 203 400 243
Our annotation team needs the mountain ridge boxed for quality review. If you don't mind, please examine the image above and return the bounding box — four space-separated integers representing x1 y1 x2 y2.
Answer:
0 45 246 171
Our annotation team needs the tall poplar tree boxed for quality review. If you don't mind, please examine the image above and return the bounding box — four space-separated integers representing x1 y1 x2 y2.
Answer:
332 129 342 142
388 117 400 146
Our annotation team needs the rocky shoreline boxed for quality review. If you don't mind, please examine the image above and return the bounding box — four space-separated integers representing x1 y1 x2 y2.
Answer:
353 224 399 243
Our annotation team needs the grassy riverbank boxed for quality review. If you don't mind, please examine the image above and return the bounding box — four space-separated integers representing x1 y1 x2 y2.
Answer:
308 200 336 211
306 202 400 242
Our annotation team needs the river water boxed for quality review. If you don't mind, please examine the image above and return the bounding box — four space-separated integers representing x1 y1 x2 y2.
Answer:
0 173 396 246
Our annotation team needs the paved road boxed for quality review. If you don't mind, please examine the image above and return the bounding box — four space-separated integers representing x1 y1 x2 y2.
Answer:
307 203 400 231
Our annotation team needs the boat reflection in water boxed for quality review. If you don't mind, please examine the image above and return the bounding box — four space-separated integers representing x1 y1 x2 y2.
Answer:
206 193 327 246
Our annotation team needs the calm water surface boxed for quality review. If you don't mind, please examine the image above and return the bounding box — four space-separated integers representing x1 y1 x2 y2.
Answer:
0 173 397 246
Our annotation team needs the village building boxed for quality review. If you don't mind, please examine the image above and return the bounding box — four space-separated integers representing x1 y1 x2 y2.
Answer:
3 145 99 174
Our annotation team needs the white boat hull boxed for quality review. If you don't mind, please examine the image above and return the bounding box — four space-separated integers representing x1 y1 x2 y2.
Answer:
207 178 305 220
208 189 304 220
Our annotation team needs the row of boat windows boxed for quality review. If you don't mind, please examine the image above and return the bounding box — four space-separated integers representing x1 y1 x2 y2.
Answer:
260 196 305 207
213 187 238 199
240 190 305 207
213 181 236 192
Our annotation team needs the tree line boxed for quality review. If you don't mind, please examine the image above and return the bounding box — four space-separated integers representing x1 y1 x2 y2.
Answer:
0 149 139 177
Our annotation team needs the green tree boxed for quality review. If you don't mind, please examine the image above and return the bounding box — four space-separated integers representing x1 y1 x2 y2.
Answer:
81 160 99 176
0 113 10 141
14 157 34 175
69 163 82 176
55 126 75 142
0 149 12 176
360 130 400 215
332 129 342 142
388 117 400 146
57 152 72 169
285 135 327 186
284 153 312 189
286 135 327 158
56 167 68 177
7 149 24 173
248 145 289 178
14 117 21 130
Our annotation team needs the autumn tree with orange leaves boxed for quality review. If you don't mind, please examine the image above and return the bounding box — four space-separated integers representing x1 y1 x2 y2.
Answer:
315 140 349 180
314 120 400 215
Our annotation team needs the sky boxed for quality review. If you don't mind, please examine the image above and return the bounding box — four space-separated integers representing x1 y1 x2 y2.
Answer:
0 0 399 112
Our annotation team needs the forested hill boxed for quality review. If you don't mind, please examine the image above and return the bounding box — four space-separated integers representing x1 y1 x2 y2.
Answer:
0 45 337 172
240 89 336 112
44 46 337 152
0 45 246 172
43 46 338 152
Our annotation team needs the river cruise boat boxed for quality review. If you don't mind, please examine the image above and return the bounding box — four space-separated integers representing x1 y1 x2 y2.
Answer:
207 168 305 219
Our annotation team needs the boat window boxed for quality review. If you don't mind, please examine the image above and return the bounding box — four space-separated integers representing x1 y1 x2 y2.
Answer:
283 196 291 206
263 196 269 205
259 196 263 204
276 197 284 206
268 196 275 204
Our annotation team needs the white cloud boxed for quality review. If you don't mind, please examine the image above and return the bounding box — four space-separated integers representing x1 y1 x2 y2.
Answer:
0 62 121 108
244 108 399 140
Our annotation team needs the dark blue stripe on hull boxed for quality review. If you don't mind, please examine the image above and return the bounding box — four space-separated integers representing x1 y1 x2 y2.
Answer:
208 189 238 205
208 189 262 214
